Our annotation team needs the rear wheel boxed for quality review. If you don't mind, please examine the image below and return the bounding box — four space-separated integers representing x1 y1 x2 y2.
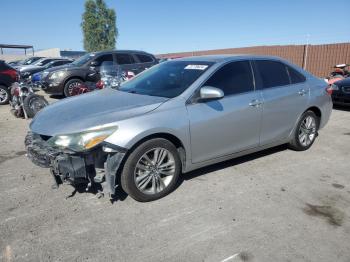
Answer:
288 111 319 151
120 138 181 202
64 79 83 97
0 85 10 105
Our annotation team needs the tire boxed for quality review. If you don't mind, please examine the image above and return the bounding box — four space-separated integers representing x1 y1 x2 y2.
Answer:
23 94 49 118
121 138 181 202
288 110 319 151
64 79 83 97
0 85 10 105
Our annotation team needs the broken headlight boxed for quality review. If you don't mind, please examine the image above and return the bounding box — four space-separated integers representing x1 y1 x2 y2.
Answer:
47 126 118 152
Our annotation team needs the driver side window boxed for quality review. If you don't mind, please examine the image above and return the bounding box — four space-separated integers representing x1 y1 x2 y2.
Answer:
203 61 254 96
93 54 114 66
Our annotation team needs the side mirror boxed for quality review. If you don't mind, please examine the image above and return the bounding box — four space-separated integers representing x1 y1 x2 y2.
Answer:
199 86 224 102
90 61 100 67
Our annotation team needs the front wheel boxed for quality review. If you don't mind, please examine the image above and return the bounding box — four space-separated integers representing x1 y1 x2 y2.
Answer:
64 79 83 97
288 111 319 151
0 85 10 105
23 94 49 118
120 138 181 202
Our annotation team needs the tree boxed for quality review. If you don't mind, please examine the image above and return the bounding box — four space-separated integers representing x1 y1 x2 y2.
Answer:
81 0 118 52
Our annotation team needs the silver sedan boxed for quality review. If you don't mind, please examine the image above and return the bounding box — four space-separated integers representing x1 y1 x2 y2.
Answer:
26 55 333 202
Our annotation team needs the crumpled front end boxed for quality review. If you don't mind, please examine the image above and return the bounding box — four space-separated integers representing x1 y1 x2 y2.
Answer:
25 131 126 197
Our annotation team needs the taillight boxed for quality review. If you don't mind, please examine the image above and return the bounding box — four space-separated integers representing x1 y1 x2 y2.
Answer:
326 84 339 95
2 69 18 81
96 80 104 89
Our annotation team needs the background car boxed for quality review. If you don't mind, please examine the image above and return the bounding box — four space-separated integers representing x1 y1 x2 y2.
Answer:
0 60 19 105
330 77 350 106
20 59 73 81
12 56 44 69
40 50 158 97
17 57 63 72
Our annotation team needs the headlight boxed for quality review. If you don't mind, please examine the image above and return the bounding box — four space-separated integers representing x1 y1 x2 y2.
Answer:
41 71 49 79
47 126 118 151
49 71 65 80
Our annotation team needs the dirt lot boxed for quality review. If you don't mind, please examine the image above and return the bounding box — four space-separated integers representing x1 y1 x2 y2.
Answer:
0 94 350 262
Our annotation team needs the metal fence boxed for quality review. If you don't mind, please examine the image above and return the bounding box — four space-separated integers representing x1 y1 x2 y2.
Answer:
159 43 350 77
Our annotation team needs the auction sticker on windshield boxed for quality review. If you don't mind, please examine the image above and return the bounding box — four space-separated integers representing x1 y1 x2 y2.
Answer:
184 65 208 70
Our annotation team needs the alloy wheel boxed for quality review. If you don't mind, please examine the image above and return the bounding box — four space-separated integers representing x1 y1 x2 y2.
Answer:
134 147 176 195
298 115 317 147
0 88 8 103
68 82 81 96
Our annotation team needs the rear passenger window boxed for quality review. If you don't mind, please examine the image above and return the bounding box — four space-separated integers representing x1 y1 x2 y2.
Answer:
116 54 135 65
203 61 254 96
286 65 306 84
136 54 154 63
255 60 290 88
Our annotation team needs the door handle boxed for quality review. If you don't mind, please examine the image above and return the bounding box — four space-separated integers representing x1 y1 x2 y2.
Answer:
249 99 262 107
298 89 307 96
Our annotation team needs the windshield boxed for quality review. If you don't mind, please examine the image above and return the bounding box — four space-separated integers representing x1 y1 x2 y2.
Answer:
119 61 213 98
22 57 41 65
43 61 58 69
71 53 95 66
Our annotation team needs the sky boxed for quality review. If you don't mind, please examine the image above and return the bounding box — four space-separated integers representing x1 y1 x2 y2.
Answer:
1 0 349 55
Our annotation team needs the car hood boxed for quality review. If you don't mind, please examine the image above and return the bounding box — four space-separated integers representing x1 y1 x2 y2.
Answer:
45 64 81 73
30 88 168 136
21 66 43 73
19 65 42 71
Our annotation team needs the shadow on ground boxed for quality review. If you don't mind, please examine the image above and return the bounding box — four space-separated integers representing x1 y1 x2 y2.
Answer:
64 144 288 203
179 144 288 185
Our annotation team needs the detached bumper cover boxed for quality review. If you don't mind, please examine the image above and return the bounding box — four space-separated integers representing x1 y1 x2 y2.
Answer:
25 132 125 196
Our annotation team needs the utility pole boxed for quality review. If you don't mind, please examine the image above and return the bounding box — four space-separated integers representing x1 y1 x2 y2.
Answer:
303 34 310 70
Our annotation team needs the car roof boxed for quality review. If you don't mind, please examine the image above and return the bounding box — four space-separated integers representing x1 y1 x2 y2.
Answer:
92 50 154 56
174 54 285 63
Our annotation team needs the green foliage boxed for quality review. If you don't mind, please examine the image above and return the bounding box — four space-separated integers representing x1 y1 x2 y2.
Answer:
81 0 118 52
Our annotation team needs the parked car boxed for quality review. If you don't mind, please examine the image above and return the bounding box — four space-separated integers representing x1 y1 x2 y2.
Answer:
330 77 350 106
0 60 19 104
325 64 349 84
20 59 73 81
25 55 333 202
17 57 63 72
8 59 23 66
12 56 44 69
40 50 157 97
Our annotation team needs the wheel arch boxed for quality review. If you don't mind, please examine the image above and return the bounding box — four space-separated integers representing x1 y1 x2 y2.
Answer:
305 106 322 124
129 132 187 169
63 76 84 88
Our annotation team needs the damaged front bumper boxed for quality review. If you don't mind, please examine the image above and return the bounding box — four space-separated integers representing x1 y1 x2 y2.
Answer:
25 132 126 197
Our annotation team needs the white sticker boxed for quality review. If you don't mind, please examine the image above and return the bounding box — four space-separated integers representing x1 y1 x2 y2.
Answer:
184 65 208 70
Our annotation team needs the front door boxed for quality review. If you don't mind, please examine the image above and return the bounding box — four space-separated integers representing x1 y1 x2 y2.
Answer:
186 61 262 163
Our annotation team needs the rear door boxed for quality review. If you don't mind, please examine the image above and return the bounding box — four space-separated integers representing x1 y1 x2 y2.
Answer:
187 60 262 163
254 60 309 145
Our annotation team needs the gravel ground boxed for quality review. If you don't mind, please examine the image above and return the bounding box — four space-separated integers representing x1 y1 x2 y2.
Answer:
0 93 350 262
